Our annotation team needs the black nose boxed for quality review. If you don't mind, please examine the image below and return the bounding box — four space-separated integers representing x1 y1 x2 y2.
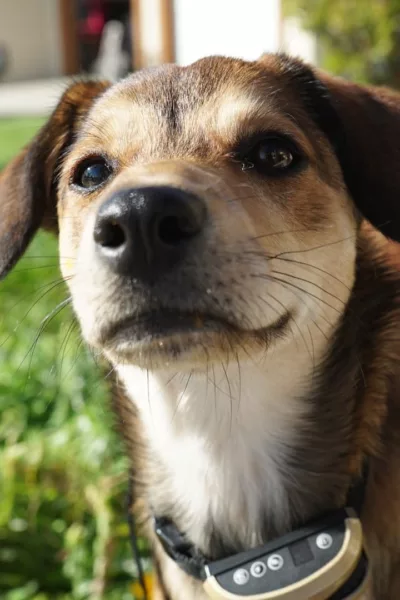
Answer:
93 186 207 279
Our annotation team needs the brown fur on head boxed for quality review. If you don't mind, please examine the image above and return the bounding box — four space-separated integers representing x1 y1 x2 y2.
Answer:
1 55 399 364
2 54 400 599
1 56 399 277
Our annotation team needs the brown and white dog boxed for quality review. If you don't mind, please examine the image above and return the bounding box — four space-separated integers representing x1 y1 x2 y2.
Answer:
1 54 400 599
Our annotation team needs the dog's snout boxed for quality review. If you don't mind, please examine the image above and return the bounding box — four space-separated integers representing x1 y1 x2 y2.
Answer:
93 186 207 278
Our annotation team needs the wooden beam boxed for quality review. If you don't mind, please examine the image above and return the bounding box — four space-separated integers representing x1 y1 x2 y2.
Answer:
59 0 79 76
130 0 143 70
130 0 175 70
160 0 175 64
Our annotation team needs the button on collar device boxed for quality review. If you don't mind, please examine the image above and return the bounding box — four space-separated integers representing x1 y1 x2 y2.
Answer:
155 508 370 600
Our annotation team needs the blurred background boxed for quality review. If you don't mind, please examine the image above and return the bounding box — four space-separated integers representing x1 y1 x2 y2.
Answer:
0 0 399 598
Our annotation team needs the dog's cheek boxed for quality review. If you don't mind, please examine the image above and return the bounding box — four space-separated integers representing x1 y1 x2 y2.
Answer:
59 218 80 281
57 194 93 279
60 207 117 346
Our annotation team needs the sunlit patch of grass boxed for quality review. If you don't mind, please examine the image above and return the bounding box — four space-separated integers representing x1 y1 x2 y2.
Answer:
0 118 45 168
0 120 148 599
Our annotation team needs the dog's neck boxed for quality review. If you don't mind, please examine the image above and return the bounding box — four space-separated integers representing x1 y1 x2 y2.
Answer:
115 241 400 566
117 319 349 558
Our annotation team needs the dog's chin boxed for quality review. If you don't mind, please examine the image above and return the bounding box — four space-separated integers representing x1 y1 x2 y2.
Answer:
98 310 292 370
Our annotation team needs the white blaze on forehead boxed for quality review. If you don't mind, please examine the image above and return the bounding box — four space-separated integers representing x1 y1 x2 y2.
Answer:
82 99 167 156
200 89 315 160
82 85 272 158
213 93 267 137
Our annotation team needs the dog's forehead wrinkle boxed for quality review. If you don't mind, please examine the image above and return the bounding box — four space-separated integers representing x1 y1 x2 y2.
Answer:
85 57 288 153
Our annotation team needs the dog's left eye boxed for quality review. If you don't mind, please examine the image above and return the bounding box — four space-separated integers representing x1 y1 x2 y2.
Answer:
239 136 301 175
74 158 112 190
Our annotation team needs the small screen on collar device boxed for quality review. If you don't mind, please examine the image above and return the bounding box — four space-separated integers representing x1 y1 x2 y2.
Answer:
155 508 370 600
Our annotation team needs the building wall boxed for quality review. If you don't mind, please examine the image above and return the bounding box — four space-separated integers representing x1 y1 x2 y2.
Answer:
0 0 62 81
173 0 282 65
282 17 318 65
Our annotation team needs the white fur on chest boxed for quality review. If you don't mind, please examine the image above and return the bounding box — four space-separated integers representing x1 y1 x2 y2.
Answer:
117 336 320 552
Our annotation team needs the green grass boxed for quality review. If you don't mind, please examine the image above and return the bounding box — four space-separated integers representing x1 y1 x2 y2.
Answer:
0 120 148 599
0 118 45 167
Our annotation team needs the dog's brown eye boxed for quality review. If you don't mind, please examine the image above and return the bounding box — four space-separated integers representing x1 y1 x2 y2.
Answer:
255 141 293 169
74 158 112 190
241 137 300 175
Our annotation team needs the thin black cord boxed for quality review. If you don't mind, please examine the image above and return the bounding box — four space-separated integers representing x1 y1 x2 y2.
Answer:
126 471 149 600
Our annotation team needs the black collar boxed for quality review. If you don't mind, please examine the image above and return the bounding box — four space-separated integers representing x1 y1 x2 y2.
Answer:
154 462 369 581
128 462 369 599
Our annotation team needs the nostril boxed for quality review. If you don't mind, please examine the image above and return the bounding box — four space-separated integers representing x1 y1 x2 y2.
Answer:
94 187 207 276
157 214 199 246
94 220 126 249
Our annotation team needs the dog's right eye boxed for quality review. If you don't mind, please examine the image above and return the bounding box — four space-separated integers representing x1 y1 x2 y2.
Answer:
73 158 113 190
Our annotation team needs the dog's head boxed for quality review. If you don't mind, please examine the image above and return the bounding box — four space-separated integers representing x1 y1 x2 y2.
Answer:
1 55 400 370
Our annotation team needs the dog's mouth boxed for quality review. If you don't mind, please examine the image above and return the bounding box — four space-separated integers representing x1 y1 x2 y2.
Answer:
100 308 291 365
104 310 235 343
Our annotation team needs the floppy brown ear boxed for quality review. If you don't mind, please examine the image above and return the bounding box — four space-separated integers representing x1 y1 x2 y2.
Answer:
0 79 110 279
276 54 400 242
317 72 400 242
